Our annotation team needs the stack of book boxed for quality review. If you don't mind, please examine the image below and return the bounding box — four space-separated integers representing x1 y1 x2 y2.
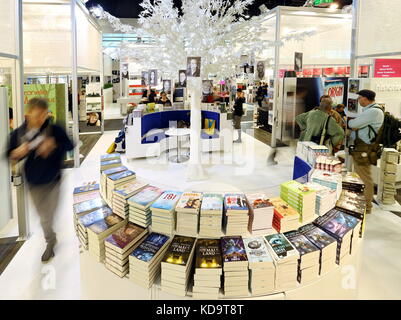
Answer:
100 157 122 172
284 230 320 284
129 233 171 288
342 172 365 193
299 223 338 275
221 236 249 297
336 190 366 237
100 166 127 199
244 237 275 295
104 223 148 277
160 235 197 297
378 148 400 205
223 194 249 236
128 186 164 227
192 239 222 299
314 209 361 265
100 153 121 163
199 193 224 237
280 180 316 223
246 193 274 235
176 192 203 237
77 206 113 250
87 213 126 262
270 198 299 233
150 191 182 236
304 182 337 216
73 197 106 235
264 233 299 291
106 170 136 205
310 170 342 199
112 180 149 219
73 183 100 204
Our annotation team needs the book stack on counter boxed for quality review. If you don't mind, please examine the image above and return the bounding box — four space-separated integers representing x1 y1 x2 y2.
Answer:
264 233 299 291
314 209 362 265
106 170 136 205
304 182 337 216
192 239 222 299
100 166 127 200
77 206 113 250
73 183 100 204
342 172 365 193
299 223 338 275
87 213 126 262
100 154 122 172
221 236 249 297
100 153 121 163
284 230 320 284
280 180 316 224
160 235 197 297
310 170 343 200
104 223 148 277
112 180 149 219
246 193 274 236
151 191 182 236
176 192 203 237
378 148 400 205
223 194 249 236
199 193 224 237
128 186 164 227
270 198 300 233
129 233 171 288
336 190 366 237
73 197 106 235
244 237 275 295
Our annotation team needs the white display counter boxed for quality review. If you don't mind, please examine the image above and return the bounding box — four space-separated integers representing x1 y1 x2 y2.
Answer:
125 110 233 159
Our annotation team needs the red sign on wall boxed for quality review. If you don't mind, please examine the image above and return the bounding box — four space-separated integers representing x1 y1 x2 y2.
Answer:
374 59 401 78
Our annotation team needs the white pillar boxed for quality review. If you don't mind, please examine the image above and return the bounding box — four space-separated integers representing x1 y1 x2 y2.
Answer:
186 77 207 181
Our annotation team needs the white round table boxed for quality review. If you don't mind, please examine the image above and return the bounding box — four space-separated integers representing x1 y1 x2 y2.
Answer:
165 128 191 163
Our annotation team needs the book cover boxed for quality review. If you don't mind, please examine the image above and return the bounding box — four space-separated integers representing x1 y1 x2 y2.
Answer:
114 180 149 198
100 153 120 161
88 213 124 234
128 186 164 207
342 172 364 186
73 184 99 195
298 224 337 249
130 233 170 263
73 197 105 215
105 223 146 249
201 193 224 212
101 159 121 167
284 230 319 256
314 209 359 239
109 170 135 182
102 166 127 177
246 194 274 210
220 236 248 263
73 190 100 204
162 235 197 266
78 206 112 227
243 237 273 263
176 192 202 212
151 191 182 211
281 181 316 197
264 233 298 260
270 198 299 219
224 194 248 212
195 239 222 269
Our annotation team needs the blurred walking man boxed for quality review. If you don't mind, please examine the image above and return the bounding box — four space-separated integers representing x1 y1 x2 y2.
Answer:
7 98 74 262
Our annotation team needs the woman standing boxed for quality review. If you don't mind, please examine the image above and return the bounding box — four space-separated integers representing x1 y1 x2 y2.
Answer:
233 88 246 143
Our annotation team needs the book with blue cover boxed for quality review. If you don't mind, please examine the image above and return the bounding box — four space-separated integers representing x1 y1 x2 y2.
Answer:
224 193 249 214
284 230 320 256
114 180 149 199
130 233 170 264
78 206 112 228
201 193 224 215
313 209 359 241
108 170 136 183
150 191 182 212
100 153 121 162
298 223 337 250
87 213 124 235
128 186 164 209
102 166 127 177
220 236 248 264
73 183 99 195
73 197 106 216
100 159 122 168
264 233 299 262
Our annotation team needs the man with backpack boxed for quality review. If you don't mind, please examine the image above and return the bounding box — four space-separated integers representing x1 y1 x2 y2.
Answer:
348 89 384 214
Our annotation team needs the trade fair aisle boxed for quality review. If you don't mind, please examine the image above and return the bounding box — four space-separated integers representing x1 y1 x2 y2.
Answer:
0 132 401 299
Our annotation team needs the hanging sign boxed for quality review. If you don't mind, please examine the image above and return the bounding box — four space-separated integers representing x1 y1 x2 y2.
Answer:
374 59 401 78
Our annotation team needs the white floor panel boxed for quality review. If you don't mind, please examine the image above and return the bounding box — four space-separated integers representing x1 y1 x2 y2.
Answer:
0 131 400 299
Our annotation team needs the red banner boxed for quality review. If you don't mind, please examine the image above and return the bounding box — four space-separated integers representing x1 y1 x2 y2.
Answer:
374 59 401 78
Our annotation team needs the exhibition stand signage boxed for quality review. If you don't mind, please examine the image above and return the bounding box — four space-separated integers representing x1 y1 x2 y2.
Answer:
374 59 401 78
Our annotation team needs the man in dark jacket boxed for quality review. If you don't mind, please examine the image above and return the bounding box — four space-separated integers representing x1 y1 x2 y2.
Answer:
233 88 246 143
8 97 74 262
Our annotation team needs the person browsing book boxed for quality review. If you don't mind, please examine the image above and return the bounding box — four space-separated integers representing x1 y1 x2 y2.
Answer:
157 91 172 106
7 98 74 262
